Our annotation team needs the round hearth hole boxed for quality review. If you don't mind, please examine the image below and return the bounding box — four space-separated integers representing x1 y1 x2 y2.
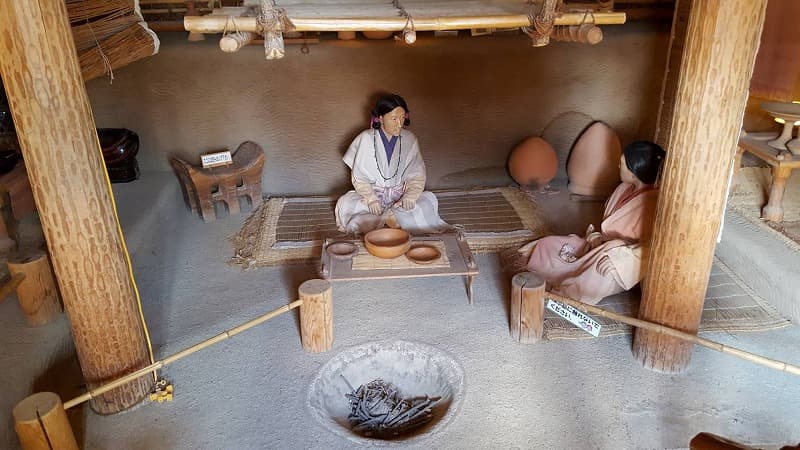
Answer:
307 340 464 445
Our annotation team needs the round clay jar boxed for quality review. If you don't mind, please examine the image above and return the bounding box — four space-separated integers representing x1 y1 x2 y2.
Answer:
567 121 621 196
507 137 559 188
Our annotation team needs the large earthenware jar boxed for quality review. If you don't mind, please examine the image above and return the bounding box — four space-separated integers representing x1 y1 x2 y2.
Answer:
507 136 558 188
567 121 621 196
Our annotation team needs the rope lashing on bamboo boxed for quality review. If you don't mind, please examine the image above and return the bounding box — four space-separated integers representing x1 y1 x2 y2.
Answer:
523 0 561 47
257 0 295 60
62 300 303 410
545 292 800 377
220 10 256 53
393 0 416 44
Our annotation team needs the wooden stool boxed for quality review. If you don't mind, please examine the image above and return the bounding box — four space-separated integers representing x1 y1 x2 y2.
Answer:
8 250 62 326
0 163 36 249
171 141 264 222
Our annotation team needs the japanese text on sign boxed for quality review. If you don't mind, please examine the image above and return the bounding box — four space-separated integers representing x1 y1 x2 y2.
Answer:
201 151 233 168
546 299 602 337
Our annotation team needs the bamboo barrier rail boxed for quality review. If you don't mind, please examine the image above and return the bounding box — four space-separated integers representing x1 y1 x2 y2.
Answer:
62 300 303 410
184 11 626 33
545 292 800 377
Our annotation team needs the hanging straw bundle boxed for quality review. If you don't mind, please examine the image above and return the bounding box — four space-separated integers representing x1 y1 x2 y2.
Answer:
65 0 160 82
71 9 142 51
66 0 134 23
78 23 158 81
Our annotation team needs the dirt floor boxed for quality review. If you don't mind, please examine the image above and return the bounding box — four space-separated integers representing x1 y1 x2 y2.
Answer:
0 173 798 449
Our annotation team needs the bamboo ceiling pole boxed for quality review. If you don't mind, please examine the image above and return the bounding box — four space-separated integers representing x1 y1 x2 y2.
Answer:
546 293 800 377
632 0 768 373
0 1 153 413
184 12 626 33
63 300 302 410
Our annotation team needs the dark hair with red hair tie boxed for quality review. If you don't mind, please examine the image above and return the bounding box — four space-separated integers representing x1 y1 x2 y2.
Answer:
371 94 411 129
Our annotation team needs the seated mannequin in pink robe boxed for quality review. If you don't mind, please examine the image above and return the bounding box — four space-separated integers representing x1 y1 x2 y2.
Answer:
519 140 665 305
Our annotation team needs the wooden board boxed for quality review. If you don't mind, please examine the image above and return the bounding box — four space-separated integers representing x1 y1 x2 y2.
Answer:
321 232 478 281
738 134 800 169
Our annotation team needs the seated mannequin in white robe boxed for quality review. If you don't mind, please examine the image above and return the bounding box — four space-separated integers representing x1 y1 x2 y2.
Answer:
335 95 449 234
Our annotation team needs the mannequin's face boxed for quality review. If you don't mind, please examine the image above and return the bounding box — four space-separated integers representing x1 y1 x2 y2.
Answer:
619 155 639 185
380 106 406 137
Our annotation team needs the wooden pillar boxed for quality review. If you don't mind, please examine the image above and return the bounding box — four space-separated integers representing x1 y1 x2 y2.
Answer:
632 0 768 373
653 0 693 149
509 272 545 343
0 1 153 412
13 393 79 450
8 251 61 326
299 279 333 352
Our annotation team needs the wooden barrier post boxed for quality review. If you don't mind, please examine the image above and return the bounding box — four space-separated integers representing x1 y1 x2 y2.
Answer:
13 392 78 450
509 272 545 343
8 251 61 326
632 0 768 373
299 279 333 352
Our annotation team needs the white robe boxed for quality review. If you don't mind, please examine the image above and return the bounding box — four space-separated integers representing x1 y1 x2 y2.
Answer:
335 128 449 233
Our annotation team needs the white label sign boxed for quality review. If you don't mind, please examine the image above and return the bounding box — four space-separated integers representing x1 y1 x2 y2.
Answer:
546 299 602 337
201 151 233 168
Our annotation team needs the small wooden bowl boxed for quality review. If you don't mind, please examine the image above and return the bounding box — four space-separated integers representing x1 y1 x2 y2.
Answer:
406 244 442 265
326 242 357 260
364 229 411 259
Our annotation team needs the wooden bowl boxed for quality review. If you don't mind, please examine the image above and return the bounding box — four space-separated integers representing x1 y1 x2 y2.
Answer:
326 241 357 260
364 229 411 259
406 244 442 265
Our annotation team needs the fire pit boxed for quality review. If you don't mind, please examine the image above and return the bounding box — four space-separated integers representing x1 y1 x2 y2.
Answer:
306 340 464 445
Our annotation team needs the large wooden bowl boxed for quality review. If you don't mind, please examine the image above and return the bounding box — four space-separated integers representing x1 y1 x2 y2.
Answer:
406 244 442 265
364 229 411 259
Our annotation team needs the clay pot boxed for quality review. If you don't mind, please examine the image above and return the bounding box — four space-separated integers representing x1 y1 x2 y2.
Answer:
567 121 621 196
364 229 411 259
507 136 558 188
326 242 357 260
362 31 394 40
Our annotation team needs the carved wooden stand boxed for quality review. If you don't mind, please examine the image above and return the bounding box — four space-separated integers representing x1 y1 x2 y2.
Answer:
171 141 264 222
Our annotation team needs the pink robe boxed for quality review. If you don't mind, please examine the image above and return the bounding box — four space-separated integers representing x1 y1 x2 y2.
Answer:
525 183 659 305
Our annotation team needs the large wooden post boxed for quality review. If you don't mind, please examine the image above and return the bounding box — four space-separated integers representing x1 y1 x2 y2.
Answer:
632 0 768 372
0 2 153 412
509 272 545 343
299 279 333 353
13 393 78 450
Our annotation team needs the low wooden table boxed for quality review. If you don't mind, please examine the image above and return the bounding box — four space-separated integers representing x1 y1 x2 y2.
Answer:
737 133 800 222
320 231 479 305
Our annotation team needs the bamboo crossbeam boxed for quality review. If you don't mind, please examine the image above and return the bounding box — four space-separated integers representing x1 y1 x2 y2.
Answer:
62 300 303 410
185 12 626 33
545 292 800 377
